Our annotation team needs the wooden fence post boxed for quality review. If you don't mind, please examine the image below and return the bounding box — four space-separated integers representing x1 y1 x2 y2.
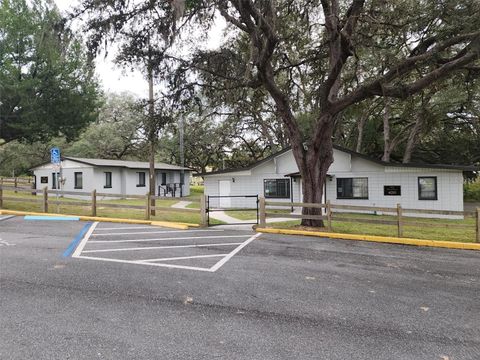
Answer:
200 195 208 227
326 200 332 231
476 208 480 243
259 197 266 228
145 192 151 220
0 184 3 208
14 177 17 193
42 187 48 213
397 203 403 238
91 189 97 217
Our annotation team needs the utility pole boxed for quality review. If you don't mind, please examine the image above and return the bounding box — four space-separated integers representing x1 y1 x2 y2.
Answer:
179 115 185 197
147 43 156 216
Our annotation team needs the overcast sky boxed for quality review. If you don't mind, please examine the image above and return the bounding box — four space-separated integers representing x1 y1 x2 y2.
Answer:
54 0 226 98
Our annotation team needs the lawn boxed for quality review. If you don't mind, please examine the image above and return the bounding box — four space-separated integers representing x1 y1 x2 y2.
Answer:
0 189 226 225
264 211 477 243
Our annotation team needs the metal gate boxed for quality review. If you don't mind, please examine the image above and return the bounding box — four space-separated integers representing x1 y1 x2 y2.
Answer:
207 195 259 226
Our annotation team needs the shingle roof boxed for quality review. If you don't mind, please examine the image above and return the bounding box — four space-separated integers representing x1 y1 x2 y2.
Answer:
200 145 478 176
31 157 191 171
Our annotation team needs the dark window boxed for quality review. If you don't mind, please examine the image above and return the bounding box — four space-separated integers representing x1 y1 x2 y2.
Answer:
384 185 401 196
52 173 59 189
137 172 146 187
74 172 83 189
104 172 112 188
337 178 368 199
40 176 48 184
418 177 437 200
180 172 185 185
161 173 167 185
264 179 290 199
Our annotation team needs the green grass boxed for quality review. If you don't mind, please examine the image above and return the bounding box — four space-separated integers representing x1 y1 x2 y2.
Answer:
0 189 227 225
265 211 477 243
227 209 291 221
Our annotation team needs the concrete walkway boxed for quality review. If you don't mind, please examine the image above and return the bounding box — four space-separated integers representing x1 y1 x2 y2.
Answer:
171 201 193 209
172 200 294 224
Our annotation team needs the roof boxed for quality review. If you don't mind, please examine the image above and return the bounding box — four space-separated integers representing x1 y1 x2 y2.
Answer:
197 147 292 176
31 157 191 171
201 145 478 176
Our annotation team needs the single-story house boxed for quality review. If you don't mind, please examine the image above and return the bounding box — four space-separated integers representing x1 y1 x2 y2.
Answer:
31 157 191 197
202 146 476 218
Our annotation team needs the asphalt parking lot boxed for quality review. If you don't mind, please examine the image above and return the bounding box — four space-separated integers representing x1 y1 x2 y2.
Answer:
1 216 480 359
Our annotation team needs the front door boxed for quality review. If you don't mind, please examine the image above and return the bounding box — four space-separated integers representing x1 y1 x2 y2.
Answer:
218 180 231 208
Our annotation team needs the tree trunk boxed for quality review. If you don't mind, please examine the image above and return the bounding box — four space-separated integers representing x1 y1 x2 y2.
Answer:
382 97 391 162
402 113 423 163
356 110 369 153
295 116 334 228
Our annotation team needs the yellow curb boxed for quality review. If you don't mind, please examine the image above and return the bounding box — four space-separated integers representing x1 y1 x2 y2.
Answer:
256 228 480 251
0 209 194 230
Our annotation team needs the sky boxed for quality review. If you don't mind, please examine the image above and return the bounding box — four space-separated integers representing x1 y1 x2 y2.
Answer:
54 0 226 98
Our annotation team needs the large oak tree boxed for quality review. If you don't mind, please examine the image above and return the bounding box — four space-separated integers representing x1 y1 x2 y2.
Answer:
76 0 480 226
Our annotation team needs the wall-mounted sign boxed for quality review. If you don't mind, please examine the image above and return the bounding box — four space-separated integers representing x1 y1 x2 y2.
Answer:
384 185 401 196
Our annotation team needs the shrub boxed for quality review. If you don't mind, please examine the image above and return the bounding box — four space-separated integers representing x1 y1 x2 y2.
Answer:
464 179 480 201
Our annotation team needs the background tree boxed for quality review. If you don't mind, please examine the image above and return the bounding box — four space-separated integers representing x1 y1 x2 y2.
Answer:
67 93 144 159
188 0 480 226
0 0 100 145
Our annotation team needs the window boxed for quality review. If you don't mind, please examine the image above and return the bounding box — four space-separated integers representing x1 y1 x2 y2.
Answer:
180 172 185 185
52 173 59 189
337 178 368 199
137 172 146 187
264 179 290 199
74 172 83 189
40 176 48 184
104 172 112 188
418 177 437 200
161 173 167 185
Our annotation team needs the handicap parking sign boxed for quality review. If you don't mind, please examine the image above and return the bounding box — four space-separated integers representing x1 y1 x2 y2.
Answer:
50 147 61 165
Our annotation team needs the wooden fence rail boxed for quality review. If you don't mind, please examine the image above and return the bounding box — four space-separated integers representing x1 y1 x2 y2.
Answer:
0 186 207 226
262 198 480 243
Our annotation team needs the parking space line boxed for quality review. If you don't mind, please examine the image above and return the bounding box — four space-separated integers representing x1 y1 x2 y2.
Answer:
140 254 228 263
92 230 225 237
72 222 99 257
82 242 245 253
0 215 15 221
89 235 251 244
75 255 214 272
210 233 262 272
95 227 225 232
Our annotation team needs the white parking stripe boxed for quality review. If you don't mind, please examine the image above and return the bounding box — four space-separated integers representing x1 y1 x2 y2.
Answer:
72 222 99 257
92 230 225 236
95 227 225 232
82 242 244 253
140 254 228 263
0 215 14 221
210 233 262 272
89 235 251 244
76 255 215 272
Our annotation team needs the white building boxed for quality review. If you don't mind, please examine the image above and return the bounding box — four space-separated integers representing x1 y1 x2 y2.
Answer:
31 157 191 197
202 146 475 217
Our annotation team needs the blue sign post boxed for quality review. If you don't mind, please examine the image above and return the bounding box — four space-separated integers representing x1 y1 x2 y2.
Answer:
50 147 62 212
50 147 61 165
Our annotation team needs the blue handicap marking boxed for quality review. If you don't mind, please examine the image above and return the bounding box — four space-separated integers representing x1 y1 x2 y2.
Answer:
24 216 80 221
